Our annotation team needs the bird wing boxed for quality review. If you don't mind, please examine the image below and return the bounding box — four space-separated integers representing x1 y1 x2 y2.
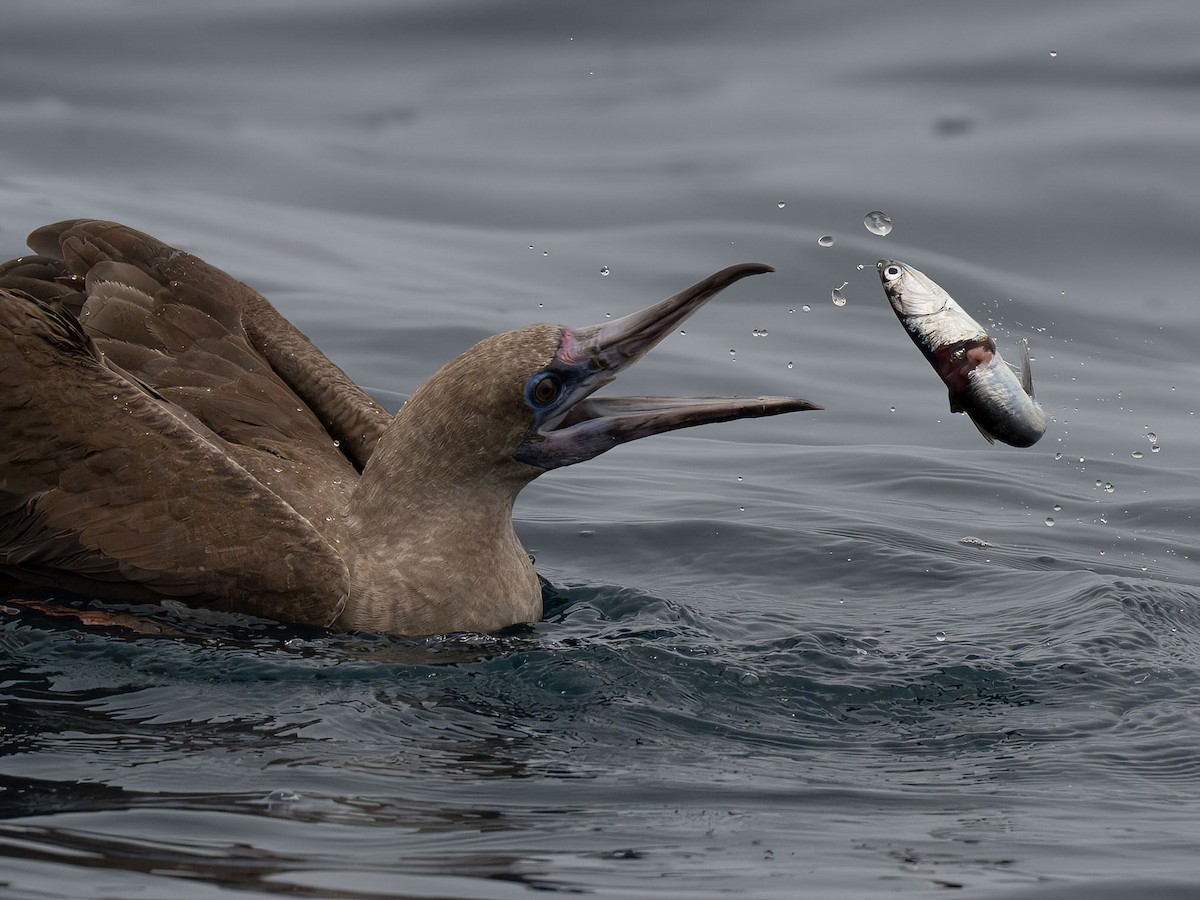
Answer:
0 289 349 625
2 220 401 539
22 219 392 475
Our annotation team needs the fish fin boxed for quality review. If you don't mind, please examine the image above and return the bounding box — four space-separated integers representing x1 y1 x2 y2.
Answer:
1020 339 1035 399
971 417 997 444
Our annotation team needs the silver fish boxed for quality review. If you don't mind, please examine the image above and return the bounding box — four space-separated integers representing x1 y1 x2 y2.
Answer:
877 259 1046 447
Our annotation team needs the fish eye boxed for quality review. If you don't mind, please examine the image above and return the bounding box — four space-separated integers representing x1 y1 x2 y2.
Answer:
528 372 562 407
884 265 903 280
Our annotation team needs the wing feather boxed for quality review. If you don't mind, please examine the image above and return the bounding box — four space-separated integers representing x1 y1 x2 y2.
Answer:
28 220 391 470
10 221 390 528
0 290 349 625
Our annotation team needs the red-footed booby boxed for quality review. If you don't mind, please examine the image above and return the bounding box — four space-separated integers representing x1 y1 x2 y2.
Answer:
0 221 818 635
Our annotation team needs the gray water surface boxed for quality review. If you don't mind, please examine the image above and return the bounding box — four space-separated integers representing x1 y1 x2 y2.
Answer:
1 1 1199 897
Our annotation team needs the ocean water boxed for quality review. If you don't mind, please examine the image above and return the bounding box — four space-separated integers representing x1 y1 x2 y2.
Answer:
1 1 1200 896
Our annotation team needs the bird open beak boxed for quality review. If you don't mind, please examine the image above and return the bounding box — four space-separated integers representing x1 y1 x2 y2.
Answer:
514 263 821 470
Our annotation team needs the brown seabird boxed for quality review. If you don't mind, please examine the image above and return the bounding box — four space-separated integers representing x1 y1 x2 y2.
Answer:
0 220 818 635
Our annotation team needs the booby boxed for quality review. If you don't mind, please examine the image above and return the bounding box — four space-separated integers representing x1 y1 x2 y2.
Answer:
0 220 818 636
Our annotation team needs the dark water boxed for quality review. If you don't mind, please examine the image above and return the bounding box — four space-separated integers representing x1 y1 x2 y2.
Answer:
2 1 1200 896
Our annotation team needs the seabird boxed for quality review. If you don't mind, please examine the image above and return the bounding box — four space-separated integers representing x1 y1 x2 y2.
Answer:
0 220 818 635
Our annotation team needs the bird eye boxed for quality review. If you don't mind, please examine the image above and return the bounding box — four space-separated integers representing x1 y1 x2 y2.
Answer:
529 372 562 406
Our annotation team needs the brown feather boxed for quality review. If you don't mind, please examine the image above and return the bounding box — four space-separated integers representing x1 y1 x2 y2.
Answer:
30 220 391 469
0 289 349 624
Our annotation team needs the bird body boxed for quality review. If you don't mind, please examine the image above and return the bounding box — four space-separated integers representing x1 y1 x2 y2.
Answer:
0 221 816 635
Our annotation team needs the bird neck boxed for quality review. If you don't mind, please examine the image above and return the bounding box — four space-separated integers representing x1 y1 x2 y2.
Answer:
338 411 542 635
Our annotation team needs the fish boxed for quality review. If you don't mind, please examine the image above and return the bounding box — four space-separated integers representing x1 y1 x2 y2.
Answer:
877 259 1046 447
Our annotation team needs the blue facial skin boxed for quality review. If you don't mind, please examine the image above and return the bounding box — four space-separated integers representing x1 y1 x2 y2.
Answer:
516 364 599 469
524 370 565 414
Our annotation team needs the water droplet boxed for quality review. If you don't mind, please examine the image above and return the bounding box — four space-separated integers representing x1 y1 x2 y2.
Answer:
538 302 544 308
751 328 768 338
542 250 549 257
832 282 848 306
738 671 760 687
736 475 743 482
266 790 302 803
959 536 991 547
1046 517 1055 526
1095 480 1102 488
889 406 896 413
864 210 893 236
786 361 794 370
729 349 736 359
788 308 795 314
935 631 947 642
600 265 610 276
1147 432 1157 443
1054 451 1062 460
1053 504 1061 511
605 312 611 318
802 304 811 312
856 263 865 271
1132 450 1143 459
1151 444 1161 453
528 244 535 250
679 329 687 335
324 515 333 523
777 201 786 209
817 234 835 248
332 440 340 448
1049 49 1058 58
